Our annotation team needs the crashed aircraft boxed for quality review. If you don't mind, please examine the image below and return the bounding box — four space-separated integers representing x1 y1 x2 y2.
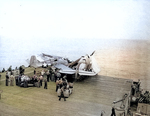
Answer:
26 51 100 78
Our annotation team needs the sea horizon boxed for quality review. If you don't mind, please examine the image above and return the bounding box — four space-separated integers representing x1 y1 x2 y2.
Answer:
0 38 149 71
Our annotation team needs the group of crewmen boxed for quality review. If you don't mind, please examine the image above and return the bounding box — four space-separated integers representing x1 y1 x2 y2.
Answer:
55 74 74 101
32 68 74 101
5 66 74 101
20 67 55 89
31 69 51 89
5 67 53 88
5 71 15 86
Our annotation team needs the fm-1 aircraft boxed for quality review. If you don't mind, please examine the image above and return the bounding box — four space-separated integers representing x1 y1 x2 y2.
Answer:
26 51 100 78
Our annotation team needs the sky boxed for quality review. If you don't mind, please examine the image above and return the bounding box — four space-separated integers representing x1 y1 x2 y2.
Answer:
0 0 150 70
0 0 150 40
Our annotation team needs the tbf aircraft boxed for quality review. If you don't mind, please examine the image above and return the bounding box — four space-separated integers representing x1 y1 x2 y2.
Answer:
26 51 100 78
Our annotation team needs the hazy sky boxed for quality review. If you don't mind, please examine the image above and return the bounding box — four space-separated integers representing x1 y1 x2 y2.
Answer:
0 0 150 70
0 0 150 40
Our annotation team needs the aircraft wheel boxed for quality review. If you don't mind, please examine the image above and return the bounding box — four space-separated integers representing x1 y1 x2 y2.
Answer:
19 82 22 87
24 81 28 88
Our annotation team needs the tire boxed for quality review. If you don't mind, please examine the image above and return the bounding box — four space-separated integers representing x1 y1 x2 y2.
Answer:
24 81 28 88
19 82 22 87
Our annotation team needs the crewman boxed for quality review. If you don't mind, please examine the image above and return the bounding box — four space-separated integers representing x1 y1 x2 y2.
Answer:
49 66 53 81
56 78 60 92
10 75 13 86
46 69 50 82
37 76 41 88
6 72 9 86
34 68 36 75
39 75 43 86
59 78 63 89
111 107 116 116
68 82 73 94
137 79 141 92
59 86 66 101
55 71 61 82
41 70 45 77
44 77 48 89
10 71 13 75
17 75 21 86
10 75 14 86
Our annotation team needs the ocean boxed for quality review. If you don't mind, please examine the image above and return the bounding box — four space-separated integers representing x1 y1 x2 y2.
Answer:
0 38 107 71
0 38 149 71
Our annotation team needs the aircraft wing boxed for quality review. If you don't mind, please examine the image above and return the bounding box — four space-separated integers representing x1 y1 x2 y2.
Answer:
78 70 97 76
55 64 98 76
55 64 76 74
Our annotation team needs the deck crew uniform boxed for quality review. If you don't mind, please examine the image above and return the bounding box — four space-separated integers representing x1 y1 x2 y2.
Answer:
34 69 36 75
37 77 41 87
17 75 21 86
44 78 47 89
55 72 61 82
40 76 43 86
41 70 45 77
111 107 116 116
12 75 14 86
59 79 63 89
56 79 59 92
10 75 14 86
49 67 53 81
46 70 50 82
59 86 66 101
6 74 9 86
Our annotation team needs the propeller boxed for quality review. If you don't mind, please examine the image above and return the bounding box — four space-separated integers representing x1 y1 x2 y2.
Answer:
90 51 95 56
